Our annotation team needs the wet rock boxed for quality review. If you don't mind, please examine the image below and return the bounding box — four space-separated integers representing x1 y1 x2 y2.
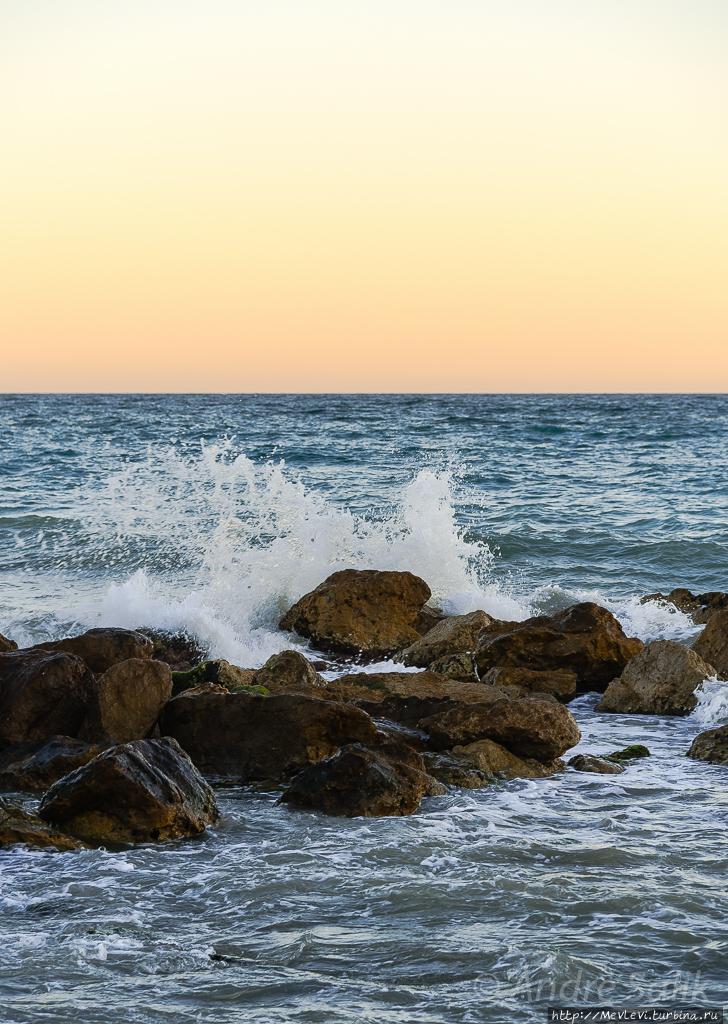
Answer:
603 744 650 762
419 698 581 763
0 650 94 747
354 694 457 729
597 640 715 716
30 628 153 675
686 725 728 765
489 685 560 704
281 742 429 818
475 603 643 693
692 610 728 678
161 690 378 779
330 670 495 707
0 736 113 791
372 720 429 753
39 737 218 844
414 605 447 638
279 569 432 658
251 650 326 695
641 589 728 625
135 630 206 672
568 753 625 775
171 660 256 696
424 777 448 796
427 653 479 681
480 667 578 702
454 738 565 779
421 751 494 789
79 658 173 744
395 611 494 668
0 632 18 654
0 796 83 850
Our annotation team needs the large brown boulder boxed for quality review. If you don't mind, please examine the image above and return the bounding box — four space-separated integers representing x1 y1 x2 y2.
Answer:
281 742 428 817
452 738 564 779
0 736 113 791
279 569 432 657
329 670 492 706
0 632 18 654
39 737 218 844
79 659 173 743
419 698 581 763
251 650 326 695
597 640 715 715
692 610 728 678
641 589 728 625
0 796 83 850
395 611 494 668
30 628 153 674
480 667 577 702
0 650 94 747
161 690 378 779
475 603 643 692
686 725 728 765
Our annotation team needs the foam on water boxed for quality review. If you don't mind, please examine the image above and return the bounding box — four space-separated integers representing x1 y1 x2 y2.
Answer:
689 676 728 728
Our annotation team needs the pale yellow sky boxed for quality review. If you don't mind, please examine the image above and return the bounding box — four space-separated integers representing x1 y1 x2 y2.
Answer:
1 0 727 391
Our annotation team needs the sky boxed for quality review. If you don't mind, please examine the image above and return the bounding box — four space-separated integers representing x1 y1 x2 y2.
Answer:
1 0 727 392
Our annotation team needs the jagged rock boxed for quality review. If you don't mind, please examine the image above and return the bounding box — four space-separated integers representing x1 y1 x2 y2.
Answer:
79 659 173 744
428 653 478 681
39 738 218 844
0 632 18 654
161 690 378 779
251 650 326 695
0 796 83 850
279 569 432 658
568 754 625 775
686 725 728 765
281 742 429 817
0 736 113 790
421 751 494 789
30 628 153 674
453 738 565 779
395 611 494 668
0 650 94 747
135 630 206 672
419 698 581 763
171 660 256 696
597 640 715 715
480 667 577 702
641 589 728 625
475 603 643 692
692 610 728 678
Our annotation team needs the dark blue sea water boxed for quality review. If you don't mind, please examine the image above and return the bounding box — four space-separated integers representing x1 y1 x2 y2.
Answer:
1 394 727 1022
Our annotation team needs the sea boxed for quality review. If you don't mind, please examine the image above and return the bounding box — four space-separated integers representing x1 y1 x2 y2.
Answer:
1 393 727 1022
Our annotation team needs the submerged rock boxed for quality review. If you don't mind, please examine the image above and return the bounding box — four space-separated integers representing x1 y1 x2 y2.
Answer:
641 589 728 625
475 603 643 693
568 754 625 775
281 742 429 817
39 737 218 844
692 610 728 678
686 726 728 765
0 649 94 747
161 690 378 779
279 569 433 658
395 611 494 668
480 667 578 702
0 632 18 654
29 628 153 674
0 796 83 850
597 640 715 716
603 744 650 762
80 658 173 743
419 698 581 763
0 736 113 791
251 650 326 695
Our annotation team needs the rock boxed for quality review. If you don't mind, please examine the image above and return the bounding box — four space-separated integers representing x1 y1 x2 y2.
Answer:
135 630 206 672
355 694 457 729
480 666 578 702
421 751 494 789
568 754 625 775
686 725 728 765
30 628 153 674
453 739 565 779
395 611 494 668
641 589 728 625
0 632 18 653
0 796 83 850
79 659 173 744
39 737 218 844
415 605 447 637
491 685 559 704
372 720 428 753
329 670 495 707
597 640 715 715
0 650 94 747
281 743 429 817
161 690 378 779
424 777 448 796
251 650 326 695
427 653 478 681
603 744 650 762
279 569 432 658
693 609 728 678
475 603 643 692
419 698 581 763
0 736 113 790
171 660 257 696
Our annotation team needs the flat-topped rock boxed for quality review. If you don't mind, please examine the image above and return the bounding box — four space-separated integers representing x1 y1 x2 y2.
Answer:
30 628 153 674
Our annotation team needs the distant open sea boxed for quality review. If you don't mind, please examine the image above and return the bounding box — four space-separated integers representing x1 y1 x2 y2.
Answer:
1 393 727 1022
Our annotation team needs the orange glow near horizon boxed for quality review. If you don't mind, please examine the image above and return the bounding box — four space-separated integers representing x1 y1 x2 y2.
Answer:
1 1 727 392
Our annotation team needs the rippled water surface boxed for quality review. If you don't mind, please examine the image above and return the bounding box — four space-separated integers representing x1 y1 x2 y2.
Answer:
1 394 728 1021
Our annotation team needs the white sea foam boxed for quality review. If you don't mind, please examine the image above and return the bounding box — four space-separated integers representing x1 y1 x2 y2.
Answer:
689 676 728 728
